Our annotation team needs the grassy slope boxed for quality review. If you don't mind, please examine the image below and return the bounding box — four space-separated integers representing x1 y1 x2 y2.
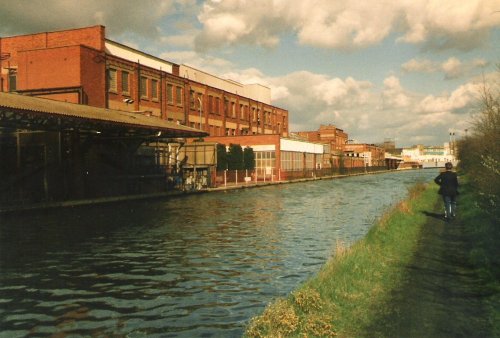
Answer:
245 181 498 337
245 183 435 337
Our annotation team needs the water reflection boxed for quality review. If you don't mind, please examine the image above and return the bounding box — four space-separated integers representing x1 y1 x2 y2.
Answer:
0 170 438 337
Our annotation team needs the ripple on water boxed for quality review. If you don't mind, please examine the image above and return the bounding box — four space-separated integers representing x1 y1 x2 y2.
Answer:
0 170 439 336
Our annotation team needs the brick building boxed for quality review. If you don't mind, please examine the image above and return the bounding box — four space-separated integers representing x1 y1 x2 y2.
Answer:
344 143 386 168
201 134 325 180
0 26 289 138
294 124 348 169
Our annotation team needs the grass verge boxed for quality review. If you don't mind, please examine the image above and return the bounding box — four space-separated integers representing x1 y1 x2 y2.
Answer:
458 179 500 336
245 182 437 337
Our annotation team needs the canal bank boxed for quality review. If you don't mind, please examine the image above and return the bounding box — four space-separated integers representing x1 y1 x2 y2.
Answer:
0 169 438 337
0 168 405 214
245 180 497 337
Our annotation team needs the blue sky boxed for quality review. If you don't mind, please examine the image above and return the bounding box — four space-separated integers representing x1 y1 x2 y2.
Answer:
1 0 499 147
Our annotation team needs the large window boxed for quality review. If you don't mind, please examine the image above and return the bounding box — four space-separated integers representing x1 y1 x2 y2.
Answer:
215 97 220 115
190 90 195 109
151 79 158 100
255 151 276 173
121 71 129 94
8 70 17 92
281 151 303 171
305 153 315 169
107 68 117 92
167 84 173 104
140 76 148 98
175 86 182 106
209 95 214 113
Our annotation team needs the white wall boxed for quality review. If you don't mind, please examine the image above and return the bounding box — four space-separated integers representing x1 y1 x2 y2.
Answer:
281 138 324 154
105 40 174 74
180 65 271 104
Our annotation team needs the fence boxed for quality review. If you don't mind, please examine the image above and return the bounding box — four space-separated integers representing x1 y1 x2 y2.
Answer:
213 166 389 188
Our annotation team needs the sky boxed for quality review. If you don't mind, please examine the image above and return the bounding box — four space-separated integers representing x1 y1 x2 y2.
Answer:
1 0 499 147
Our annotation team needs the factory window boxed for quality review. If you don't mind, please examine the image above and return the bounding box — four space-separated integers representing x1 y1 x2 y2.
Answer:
190 90 195 109
121 71 129 94
140 76 148 98
215 97 220 115
152 79 158 100
176 86 183 106
107 68 117 92
167 84 173 104
8 70 17 92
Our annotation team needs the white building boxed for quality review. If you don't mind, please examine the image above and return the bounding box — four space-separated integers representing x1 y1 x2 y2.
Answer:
402 143 457 168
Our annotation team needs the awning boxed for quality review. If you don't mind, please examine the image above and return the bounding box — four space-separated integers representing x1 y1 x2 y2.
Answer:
0 92 207 139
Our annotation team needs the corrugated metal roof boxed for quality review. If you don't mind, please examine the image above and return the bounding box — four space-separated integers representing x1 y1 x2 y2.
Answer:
0 92 206 138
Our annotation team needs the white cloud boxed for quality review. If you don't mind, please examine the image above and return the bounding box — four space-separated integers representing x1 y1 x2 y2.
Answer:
401 57 490 79
382 76 411 108
441 57 463 79
401 59 437 73
194 0 500 51
0 0 178 38
160 50 235 73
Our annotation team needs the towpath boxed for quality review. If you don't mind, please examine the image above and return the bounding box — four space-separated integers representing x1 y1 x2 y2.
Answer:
363 203 494 337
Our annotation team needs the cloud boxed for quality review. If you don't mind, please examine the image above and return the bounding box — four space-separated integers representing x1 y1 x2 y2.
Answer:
160 50 235 72
194 0 500 51
418 82 482 114
382 76 411 108
398 0 500 51
197 65 493 146
402 57 490 79
0 0 177 38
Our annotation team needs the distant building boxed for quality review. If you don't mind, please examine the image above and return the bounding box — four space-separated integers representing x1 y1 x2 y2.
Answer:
200 134 325 180
293 124 348 169
401 144 457 168
344 143 386 168
0 25 289 138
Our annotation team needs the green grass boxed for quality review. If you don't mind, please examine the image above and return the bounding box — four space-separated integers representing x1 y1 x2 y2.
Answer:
458 179 500 336
245 183 438 337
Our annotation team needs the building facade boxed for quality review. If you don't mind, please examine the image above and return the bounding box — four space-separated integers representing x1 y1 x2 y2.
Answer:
344 143 386 168
0 26 289 138
201 134 325 180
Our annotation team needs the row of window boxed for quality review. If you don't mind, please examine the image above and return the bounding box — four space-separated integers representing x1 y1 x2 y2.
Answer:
106 67 286 131
107 68 183 105
189 92 286 126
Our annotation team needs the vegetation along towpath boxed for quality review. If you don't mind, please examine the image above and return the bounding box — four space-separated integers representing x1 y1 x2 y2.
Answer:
245 181 498 337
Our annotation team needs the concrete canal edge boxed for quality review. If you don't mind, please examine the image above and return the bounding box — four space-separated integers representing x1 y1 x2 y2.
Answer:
0 169 411 214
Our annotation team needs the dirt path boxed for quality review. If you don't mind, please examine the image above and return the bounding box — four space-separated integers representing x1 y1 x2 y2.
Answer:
364 203 494 337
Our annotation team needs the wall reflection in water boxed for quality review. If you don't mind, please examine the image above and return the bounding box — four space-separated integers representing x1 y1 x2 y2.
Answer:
0 170 438 337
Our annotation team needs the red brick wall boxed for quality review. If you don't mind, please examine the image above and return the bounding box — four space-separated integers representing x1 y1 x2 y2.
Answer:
203 134 281 147
18 46 82 90
1 26 290 136
80 46 106 107
1 26 105 92
16 45 105 107
1 26 104 57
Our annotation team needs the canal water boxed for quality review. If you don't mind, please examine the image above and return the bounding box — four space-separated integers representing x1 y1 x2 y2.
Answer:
0 170 438 337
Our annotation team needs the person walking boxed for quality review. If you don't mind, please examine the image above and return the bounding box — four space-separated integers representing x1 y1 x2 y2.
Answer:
434 162 459 221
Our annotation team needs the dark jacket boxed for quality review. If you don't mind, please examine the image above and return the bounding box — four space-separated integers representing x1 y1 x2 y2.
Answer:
434 170 459 197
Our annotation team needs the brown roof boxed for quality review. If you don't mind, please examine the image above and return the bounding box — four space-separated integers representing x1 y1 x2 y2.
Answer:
0 92 206 138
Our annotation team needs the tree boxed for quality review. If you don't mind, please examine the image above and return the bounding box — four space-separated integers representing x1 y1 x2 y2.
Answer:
227 143 244 170
457 68 499 221
216 143 228 171
243 146 256 170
